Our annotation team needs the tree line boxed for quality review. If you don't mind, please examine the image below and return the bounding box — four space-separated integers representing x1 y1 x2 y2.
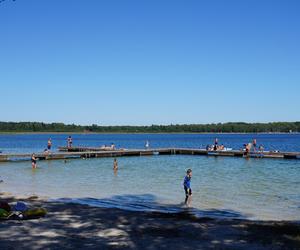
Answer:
0 121 299 133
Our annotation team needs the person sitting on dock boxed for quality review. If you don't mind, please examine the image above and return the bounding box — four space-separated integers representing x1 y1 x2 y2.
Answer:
67 136 73 148
44 148 50 154
258 145 264 152
145 140 150 149
31 153 37 169
100 144 116 151
183 169 192 206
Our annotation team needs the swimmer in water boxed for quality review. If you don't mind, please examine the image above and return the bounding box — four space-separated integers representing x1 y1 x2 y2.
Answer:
31 153 37 169
113 158 118 171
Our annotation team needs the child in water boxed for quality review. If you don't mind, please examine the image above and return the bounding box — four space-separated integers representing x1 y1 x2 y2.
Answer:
113 158 118 171
31 153 37 169
183 169 192 205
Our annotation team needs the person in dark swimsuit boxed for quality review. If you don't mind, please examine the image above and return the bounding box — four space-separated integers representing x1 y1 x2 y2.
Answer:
47 138 52 150
214 138 218 145
31 153 37 169
214 138 218 150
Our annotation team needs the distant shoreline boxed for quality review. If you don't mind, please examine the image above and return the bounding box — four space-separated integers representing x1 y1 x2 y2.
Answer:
0 131 299 135
1 121 299 134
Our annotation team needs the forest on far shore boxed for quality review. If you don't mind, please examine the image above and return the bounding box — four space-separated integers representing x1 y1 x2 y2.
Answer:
0 121 299 133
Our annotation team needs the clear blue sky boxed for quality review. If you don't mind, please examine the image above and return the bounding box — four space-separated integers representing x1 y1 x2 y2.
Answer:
0 0 299 125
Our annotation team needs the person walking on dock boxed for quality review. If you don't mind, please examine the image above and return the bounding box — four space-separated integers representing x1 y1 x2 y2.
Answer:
252 139 257 151
183 169 192 206
47 138 52 151
31 153 37 169
214 138 218 151
214 138 218 145
67 136 73 148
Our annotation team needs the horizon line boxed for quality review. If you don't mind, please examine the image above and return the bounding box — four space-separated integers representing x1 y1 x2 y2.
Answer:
1 120 300 127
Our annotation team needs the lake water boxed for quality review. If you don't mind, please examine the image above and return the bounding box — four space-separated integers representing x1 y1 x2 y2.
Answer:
0 133 299 221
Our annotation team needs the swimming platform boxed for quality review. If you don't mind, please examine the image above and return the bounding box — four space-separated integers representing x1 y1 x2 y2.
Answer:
0 147 299 162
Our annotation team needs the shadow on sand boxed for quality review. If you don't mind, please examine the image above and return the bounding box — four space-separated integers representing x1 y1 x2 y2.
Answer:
54 194 249 220
0 193 299 249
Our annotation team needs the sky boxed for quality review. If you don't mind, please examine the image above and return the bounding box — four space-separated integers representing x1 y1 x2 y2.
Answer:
0 0 299 125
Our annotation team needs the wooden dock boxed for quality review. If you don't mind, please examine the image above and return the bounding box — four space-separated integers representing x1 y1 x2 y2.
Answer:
0 148 299 162
58 146 111 152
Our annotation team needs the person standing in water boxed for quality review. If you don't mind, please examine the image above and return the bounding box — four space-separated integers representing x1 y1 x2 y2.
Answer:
244 143 251 157
113 158 118 171
31 153 37 169
47 138 52 151
183 169 192 205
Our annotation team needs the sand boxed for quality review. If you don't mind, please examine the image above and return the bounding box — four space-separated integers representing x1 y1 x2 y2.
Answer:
0 193 299 250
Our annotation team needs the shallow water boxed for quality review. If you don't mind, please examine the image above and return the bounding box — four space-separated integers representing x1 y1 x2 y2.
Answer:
0 133 300 221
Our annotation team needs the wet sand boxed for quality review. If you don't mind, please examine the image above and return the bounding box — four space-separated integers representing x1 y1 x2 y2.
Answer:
0 193 299 250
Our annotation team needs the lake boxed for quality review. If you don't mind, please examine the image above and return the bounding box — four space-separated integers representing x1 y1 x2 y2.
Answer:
0 133 299 221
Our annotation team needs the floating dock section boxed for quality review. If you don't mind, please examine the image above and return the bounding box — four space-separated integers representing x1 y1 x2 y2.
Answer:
58 146 110 152
0 148 299 162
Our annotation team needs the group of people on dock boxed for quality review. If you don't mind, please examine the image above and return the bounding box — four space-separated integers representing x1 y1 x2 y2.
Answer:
45 136 73 153
243 139 264 156
205 137 265 156
31 136 73 169
206 138 225 151
100 143 116 151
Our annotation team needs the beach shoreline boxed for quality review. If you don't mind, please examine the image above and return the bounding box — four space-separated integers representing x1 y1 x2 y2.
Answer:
0 193 299 250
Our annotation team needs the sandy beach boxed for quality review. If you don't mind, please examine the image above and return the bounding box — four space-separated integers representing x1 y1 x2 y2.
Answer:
0 193 299 250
